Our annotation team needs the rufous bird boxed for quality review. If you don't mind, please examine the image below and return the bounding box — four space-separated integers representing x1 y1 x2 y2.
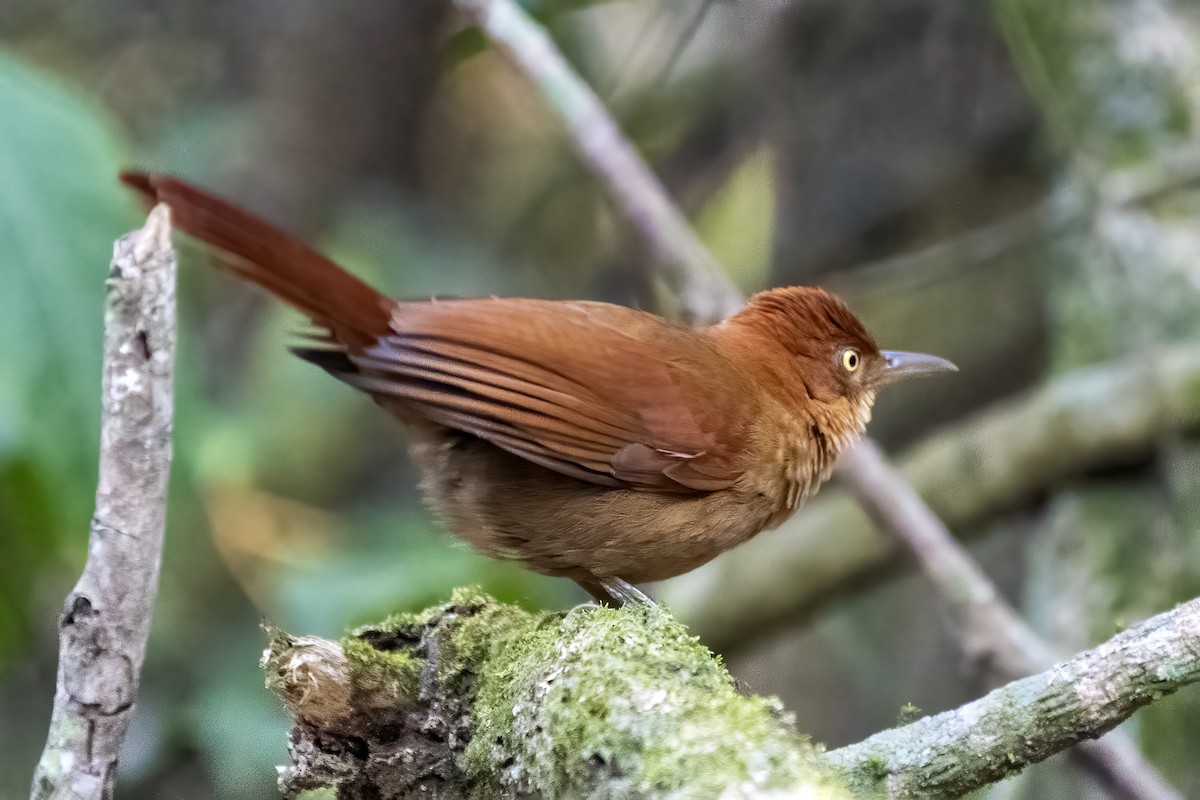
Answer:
120 172 956 606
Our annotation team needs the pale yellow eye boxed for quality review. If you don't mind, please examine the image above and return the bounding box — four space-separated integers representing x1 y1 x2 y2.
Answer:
842 349 861 372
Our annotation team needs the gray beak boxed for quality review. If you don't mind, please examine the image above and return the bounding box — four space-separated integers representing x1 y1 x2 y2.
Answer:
878 350 958 385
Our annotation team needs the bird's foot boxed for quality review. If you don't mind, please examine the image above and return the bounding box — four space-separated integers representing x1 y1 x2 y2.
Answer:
576 575 656 607
598 576 656 607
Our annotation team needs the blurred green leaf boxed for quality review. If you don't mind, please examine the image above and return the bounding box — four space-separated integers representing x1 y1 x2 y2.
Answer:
275 510 571 637
190 630 289 799
695 144 776 294
0 50 137 660
441 26 489 71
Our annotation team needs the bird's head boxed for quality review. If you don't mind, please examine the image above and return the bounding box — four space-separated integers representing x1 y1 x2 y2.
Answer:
721 286 956 437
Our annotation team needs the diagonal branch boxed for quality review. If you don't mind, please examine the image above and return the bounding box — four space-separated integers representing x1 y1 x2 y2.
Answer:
826 595 1200 797
452 0 743 325
669 344 1200 650
30 206 177 800
838 439 1052 677
448 1 1182 796
838 439 1183 800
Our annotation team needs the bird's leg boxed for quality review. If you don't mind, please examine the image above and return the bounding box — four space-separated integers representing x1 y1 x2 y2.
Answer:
605 577 655 606
577 576 655 607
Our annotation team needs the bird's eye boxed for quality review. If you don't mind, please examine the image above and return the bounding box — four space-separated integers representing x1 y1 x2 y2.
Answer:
842 349 860 372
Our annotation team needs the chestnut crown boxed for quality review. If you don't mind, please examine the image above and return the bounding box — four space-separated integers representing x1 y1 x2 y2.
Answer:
726 287 956 403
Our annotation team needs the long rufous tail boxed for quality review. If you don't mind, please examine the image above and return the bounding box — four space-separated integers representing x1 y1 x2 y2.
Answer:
119 171 392 343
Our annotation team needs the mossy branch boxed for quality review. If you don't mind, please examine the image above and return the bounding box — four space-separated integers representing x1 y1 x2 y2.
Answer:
267 592 1200 799
827 594 1200 797
264 589 848 799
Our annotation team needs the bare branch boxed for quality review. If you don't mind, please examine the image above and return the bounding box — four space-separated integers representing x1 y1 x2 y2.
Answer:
265 591 845 798
838 439 1052 676
31 206 176 800
827 596 1200 797
668 344 1200 653
445 2 1183 795
451 0 743 325
838 439 1182 800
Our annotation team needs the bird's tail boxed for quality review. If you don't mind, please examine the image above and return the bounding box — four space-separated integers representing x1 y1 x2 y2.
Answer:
119 171 392 343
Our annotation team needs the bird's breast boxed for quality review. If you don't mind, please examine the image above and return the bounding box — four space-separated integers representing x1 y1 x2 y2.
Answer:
738 422 822 529
742 398 870 530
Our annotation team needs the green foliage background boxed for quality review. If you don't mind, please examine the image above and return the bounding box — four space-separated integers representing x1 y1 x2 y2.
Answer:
0 52 129 656
3 2 1200 798
0 50 573 797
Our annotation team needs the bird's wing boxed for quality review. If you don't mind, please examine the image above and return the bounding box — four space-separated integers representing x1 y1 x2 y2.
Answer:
120 173 749 492
326 298 750 493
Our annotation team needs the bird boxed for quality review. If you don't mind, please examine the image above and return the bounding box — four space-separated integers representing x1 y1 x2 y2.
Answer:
120 171 957 606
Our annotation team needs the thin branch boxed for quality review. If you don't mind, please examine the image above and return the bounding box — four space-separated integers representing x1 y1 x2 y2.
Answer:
838 439 1183 800
452 0 743 325
668 343 1200 651
449 2 1183 795
31 206 177 800
838 147 1200 298
826 595 1200 797
838 440 1051 676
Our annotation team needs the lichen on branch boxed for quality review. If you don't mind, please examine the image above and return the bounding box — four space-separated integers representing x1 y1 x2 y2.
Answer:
264 589 847 799
267 588 1200 799
827 594 1200 797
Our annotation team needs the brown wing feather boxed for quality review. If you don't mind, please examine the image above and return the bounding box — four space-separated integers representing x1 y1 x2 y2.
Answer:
120 172 750 493
355 299 751 493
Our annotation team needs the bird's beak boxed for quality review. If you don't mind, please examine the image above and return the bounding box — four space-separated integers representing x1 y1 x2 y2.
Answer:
877 350 958 386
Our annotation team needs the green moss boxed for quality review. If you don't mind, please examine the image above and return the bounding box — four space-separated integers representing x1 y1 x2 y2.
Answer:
859 754 890 783
343 587 542 712
896 703 922 726
295 789 337 800
341 636 422 702
465 598 845 797
332 590 847 796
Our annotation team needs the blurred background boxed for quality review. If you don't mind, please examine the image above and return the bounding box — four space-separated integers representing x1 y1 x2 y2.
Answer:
2 0 1200 797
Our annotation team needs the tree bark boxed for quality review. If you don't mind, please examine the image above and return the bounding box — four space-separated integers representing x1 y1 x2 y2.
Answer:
268 591 1200 799
265 589 846 799
827 595 1200 797
31 206 176 800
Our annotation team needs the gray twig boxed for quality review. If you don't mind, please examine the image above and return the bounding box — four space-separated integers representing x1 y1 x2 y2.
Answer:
839 440 1053 677
452 0 743 325
449 0 1181 795
31 205 177 800
838 440 1183 800
826 595 1200 797
668 344 1200 651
